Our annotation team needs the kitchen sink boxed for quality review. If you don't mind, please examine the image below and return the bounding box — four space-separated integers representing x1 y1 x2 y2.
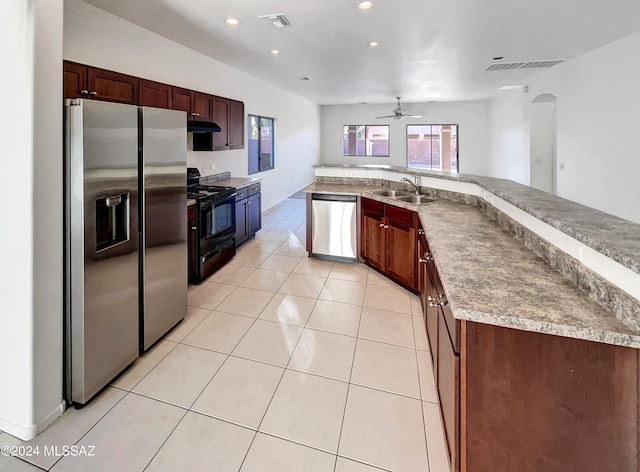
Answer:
370 189 412 197
395 195 436 204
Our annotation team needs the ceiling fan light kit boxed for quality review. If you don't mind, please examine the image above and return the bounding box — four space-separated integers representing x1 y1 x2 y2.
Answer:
375 96 422 120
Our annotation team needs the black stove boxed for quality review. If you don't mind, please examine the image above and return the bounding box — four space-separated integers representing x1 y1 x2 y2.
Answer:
187 168 235 203
187 168 237 284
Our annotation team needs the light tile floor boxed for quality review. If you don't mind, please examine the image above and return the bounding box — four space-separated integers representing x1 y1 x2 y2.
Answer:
0 197 450 472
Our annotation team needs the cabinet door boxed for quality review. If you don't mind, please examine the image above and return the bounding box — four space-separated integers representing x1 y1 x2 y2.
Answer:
438 310 460 472
361 213 385 271
193 92 213 121
188 205 197 283
172 87 192 115
385 219 416 289
228 100 245 149
87 67 138 104
213 97 230 150
425 263 439 372
247 193 262 235
63 61 87 99
235 199 248 246
139 79 172 109
418 230 429 314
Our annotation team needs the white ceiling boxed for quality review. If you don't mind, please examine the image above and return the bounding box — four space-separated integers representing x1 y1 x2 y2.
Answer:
82 0 640 105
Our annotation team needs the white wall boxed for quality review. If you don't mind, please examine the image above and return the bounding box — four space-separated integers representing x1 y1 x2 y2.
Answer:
0 0 65 440
485 91 527 183
486 31 640 224
320 101 488 176
64 0 320 210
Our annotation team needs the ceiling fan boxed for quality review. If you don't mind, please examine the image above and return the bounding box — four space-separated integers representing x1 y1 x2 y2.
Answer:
375 96 422 120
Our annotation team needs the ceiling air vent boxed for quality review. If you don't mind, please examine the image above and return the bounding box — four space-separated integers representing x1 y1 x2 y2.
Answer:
258 13 291 28
485 59 565 71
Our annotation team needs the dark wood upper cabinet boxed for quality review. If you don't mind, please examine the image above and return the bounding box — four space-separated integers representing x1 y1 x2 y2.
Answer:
228 99 245 149
63 61 87 99
212 97 244 150
139 79 172 109
213 97 230 150
87 67 138 104
63 60 244 151
193 92 213 121
64 61 138 104
172 87 192 114
172 88 213 121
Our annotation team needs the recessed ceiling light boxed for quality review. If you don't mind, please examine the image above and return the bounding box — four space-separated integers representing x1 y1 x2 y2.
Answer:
358 1 374 10
224 18 240 26
367 42 379 47
271 50 280 55
297 77 311 81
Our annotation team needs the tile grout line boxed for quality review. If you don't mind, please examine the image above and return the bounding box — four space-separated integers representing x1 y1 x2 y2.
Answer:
332 300 366 472
235 291 318 471
411 309 433 471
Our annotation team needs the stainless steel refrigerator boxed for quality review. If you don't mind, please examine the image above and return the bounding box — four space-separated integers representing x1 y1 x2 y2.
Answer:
64 99 187 405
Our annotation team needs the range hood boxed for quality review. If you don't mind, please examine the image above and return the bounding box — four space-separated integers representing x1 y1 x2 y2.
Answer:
187 120 222 133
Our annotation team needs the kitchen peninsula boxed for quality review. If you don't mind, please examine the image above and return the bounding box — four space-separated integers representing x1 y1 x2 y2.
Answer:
306 164 640 472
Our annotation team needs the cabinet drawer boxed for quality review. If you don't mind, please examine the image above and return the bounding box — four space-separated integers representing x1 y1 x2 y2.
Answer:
385 204 415 227
361 197 384 216
248 182 261 196
236 188 248 200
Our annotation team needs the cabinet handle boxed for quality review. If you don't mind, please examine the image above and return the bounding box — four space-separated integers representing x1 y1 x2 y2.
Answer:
80 89 89 95
191 112 200 116
379 223 385 228
418 228 425 235
90 91 98 96
427 295 448 307
384 224 389 229
419 258 428 264
191 226 197 230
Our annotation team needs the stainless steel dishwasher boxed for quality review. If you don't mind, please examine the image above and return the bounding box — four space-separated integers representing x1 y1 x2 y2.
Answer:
311 193 357 262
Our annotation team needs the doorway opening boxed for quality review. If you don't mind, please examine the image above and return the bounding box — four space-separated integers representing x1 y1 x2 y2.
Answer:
530 93 557 194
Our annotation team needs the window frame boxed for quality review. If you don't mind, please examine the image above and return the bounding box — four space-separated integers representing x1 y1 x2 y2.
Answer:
405 124 459 173
248 114 275 175
343 124 390 157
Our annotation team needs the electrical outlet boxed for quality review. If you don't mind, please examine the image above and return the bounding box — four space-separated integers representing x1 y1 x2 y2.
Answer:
210 164 216 170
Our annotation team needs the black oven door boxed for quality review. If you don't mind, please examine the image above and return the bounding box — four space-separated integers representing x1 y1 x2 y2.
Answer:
199 194 236 256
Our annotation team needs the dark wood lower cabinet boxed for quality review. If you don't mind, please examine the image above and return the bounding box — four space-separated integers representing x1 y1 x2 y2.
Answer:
463 322 639 472
360 197 417 291
235 183 262 246
188 205 197 283
416 226 640 472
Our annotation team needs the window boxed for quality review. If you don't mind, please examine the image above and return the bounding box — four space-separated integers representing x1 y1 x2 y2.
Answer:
406 124 458 172
343 125 389 157
248 115 274 174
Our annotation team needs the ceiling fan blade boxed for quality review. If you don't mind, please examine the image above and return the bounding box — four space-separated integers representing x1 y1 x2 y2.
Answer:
404 114 422 118
375 115 398 119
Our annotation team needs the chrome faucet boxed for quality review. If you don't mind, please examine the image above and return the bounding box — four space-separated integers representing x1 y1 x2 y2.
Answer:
400 176 420 194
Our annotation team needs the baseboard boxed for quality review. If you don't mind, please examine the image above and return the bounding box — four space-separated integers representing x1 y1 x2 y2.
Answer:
0 401 65 441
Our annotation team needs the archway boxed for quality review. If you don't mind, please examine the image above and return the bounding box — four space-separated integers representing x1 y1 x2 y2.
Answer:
530 93 557 194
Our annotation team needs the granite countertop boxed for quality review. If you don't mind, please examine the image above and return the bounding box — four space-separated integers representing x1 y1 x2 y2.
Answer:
420 200 640 348
313 164 640 276
214 177 261 190
305 181 640 348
